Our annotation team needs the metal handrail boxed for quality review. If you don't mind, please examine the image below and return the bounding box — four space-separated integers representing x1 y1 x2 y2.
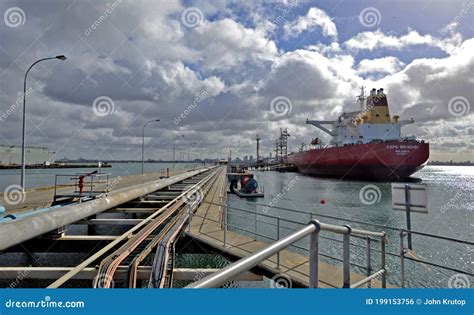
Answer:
187 220 386 288
202 199 473 245
53 172 112 202
203 199 474 276
192 198 472 288
190 212 370 270
351 269 386 288
226 209 381 251
208 200 375 241
187 222 317 288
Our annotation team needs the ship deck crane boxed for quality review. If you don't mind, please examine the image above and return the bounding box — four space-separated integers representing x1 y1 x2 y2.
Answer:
305 120 336 136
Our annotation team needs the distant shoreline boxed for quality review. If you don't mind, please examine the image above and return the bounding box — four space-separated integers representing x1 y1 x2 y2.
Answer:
58 160 473 166
0 163 112 169
427 162 473 166
56 160 208 164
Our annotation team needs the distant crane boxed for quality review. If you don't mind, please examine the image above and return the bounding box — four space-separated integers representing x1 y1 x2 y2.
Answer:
255 133 261 163
278 128 290 163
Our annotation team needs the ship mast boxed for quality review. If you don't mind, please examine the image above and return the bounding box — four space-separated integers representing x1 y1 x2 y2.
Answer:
357 86 366 110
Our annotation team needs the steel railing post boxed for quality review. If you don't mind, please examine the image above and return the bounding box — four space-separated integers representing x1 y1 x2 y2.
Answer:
404 184 413 250
309 220 321 288
254 210 257 240
400 230 405 288
53 175 58 203
366 237 372 288
224 203 228 246
381 232 386 288
342 225 352 288
277 217 280 269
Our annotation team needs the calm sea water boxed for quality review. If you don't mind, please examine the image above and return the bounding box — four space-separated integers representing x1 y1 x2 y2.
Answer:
227 166 473 288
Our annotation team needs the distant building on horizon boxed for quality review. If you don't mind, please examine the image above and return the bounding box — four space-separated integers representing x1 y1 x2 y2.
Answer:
0 144 55 166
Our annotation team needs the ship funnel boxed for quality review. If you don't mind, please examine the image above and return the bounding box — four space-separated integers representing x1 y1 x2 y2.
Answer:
371 88 376 96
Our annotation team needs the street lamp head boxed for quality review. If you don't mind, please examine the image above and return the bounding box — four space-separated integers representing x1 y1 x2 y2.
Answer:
55 55 67 61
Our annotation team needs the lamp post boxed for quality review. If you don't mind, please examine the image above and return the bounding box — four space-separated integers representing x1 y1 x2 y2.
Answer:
187 142 197 169
141 119 160 174
187 142 197 161
21 55 67 191
173 135 185 170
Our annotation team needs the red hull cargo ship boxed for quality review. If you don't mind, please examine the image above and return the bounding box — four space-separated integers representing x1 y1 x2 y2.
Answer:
288 88 429 180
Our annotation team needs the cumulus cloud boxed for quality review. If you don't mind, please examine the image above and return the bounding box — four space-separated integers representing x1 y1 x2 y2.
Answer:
376 39 474 118
283 7 338 40
345 29 463 54
356 57 405 76
187 18 278 71
0 0 471 163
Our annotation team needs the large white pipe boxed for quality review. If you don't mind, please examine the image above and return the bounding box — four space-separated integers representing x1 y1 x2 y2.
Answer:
0 168 210 251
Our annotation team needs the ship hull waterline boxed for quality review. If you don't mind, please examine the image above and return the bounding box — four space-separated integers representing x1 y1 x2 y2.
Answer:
287 141 429 181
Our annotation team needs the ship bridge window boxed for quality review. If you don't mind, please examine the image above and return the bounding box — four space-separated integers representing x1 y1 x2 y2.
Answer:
376 114 380 117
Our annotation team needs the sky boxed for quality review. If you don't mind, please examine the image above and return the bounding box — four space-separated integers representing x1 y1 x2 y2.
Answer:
0 0 473 162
